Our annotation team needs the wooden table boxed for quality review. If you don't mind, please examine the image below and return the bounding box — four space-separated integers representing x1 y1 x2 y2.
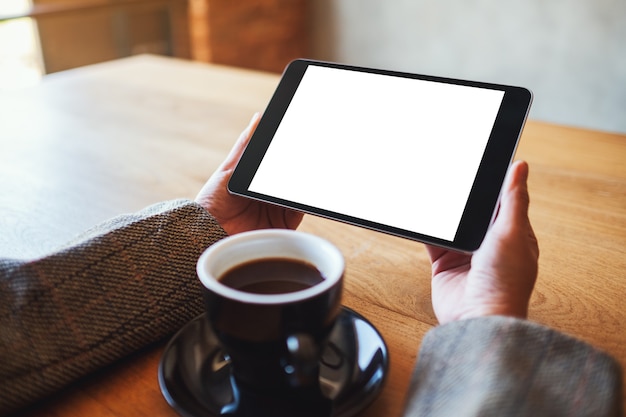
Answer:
1 55 625 416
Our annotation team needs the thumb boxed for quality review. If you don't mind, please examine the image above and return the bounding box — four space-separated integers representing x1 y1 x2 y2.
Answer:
220 112 261 171
498 160 531 228
492 160 539 261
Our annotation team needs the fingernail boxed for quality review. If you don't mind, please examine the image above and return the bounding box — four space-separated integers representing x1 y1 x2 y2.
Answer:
250 112 261 125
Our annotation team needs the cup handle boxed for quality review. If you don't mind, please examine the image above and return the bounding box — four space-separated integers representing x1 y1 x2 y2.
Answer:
284 333 321 388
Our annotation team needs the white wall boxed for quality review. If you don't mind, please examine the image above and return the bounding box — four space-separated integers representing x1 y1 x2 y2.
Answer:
309 0 626 134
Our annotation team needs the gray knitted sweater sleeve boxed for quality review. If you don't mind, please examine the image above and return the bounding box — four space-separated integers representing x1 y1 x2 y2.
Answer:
404 315 622 417
0 200 227 415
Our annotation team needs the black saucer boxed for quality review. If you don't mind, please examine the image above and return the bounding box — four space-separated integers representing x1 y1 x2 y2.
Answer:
158 307 389 417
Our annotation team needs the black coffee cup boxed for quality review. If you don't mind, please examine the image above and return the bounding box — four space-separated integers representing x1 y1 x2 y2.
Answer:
196 230 345 416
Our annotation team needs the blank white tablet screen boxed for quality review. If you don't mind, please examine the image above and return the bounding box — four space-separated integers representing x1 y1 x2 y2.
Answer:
249 65 505 241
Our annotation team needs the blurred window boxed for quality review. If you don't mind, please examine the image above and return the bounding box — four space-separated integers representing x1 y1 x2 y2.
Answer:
0 0 44 89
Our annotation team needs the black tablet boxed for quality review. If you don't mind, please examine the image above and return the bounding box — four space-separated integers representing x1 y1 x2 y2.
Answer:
228 59 532 252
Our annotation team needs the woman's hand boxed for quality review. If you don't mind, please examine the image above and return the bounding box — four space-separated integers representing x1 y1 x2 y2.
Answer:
426 160 539 324
195 113 304 235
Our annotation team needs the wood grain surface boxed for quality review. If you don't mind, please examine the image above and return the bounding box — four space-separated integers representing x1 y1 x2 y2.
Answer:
1 55 624 416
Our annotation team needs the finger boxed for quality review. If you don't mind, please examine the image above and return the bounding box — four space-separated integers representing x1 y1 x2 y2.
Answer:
220 112 262 171
425 244 446 263
425 242 472 278
507 161 539 251
508 161 530 217
499 160 530 224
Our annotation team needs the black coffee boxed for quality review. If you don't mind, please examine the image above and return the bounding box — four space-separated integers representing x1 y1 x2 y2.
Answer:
220 258 325 294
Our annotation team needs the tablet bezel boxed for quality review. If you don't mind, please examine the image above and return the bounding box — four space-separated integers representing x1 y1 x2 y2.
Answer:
228 59 532 252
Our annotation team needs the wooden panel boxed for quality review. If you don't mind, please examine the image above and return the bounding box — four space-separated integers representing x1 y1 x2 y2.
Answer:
200 0 309 73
